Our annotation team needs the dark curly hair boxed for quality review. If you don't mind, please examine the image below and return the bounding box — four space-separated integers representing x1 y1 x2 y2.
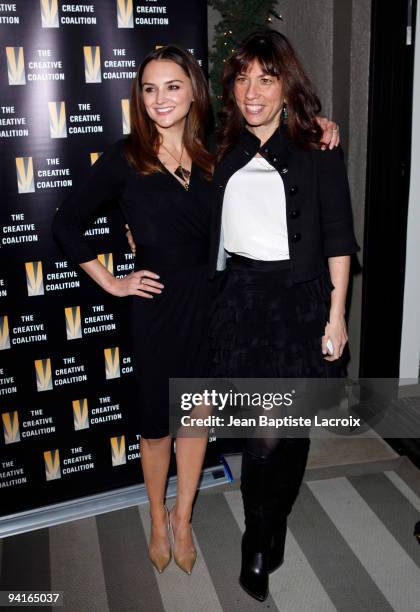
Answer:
217 29 323 160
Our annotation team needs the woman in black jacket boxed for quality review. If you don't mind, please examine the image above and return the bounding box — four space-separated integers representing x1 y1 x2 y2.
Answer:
208 30 359 602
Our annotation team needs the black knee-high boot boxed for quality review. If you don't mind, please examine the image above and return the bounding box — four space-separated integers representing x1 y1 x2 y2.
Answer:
268 437 310 573
239 448 278 602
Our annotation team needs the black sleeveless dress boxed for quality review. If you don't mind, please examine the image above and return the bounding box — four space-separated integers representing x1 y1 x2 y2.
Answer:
52 140 212 438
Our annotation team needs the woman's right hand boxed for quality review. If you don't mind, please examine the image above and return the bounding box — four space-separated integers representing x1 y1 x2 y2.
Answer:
108 269 164 299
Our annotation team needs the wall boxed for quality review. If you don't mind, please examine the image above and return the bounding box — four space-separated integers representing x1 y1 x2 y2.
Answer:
275 0 371 377
400 8 420 381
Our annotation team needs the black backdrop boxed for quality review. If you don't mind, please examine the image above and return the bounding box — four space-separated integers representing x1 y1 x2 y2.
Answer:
0 0 215 517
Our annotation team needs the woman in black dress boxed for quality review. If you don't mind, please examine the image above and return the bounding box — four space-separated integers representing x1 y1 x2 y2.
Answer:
52 46 214 576
208 30 360 601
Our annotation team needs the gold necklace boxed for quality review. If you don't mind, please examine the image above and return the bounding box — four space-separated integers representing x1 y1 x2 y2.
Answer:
160 143 191 190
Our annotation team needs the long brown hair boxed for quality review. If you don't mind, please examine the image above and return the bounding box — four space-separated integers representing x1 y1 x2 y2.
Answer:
217 30 323 160
125 45 213 179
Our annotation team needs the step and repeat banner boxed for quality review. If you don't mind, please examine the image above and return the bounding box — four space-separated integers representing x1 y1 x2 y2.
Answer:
0 0 211 517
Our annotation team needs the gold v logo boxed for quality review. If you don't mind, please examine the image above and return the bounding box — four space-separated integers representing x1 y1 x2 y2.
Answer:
121 99 130 135
65 306 82 340
98 253 114 275
48 101 67 138
84 46 102 83
111 435 126 465
44 449 61 480
0 316 11 350
117 0 133 28
90 152 102 165
16 157 35 194
104 347 120 379
25 261 44 296
73 398 89 430
6 47 26 85
35 358 53 392
2 411 20 444
41 0 59 28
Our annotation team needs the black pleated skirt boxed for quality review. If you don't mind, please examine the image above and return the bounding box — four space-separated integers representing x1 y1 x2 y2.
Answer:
210 254 344 379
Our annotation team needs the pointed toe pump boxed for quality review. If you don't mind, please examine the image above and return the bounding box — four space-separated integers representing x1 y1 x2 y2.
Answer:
148 506 172 573
169 507 197 575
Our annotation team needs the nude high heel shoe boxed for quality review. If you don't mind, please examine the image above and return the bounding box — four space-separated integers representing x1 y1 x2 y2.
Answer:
148 505 172 573
168 507 197 575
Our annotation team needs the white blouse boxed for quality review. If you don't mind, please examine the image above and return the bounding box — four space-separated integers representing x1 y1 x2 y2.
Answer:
222 155 290 261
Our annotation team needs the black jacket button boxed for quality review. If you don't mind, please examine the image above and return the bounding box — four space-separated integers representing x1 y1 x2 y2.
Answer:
289 209 300 219
289 185 299 196
291 232 301 243
280 165 288 174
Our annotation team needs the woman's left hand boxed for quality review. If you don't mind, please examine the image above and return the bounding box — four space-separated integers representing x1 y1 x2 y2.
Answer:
316 116 340 150
322 314 348 361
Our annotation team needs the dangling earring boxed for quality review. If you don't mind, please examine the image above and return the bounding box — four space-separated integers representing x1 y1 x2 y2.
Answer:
282 100 288 124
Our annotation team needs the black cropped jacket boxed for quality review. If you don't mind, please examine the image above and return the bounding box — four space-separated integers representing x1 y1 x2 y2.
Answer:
208 124 360 282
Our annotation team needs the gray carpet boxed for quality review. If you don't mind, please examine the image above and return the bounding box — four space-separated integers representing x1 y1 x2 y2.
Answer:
1 456 420 611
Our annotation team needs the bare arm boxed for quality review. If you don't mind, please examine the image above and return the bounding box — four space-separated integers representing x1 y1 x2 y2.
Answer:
316 144 359 361
79 258 163 298
322 255 350 360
